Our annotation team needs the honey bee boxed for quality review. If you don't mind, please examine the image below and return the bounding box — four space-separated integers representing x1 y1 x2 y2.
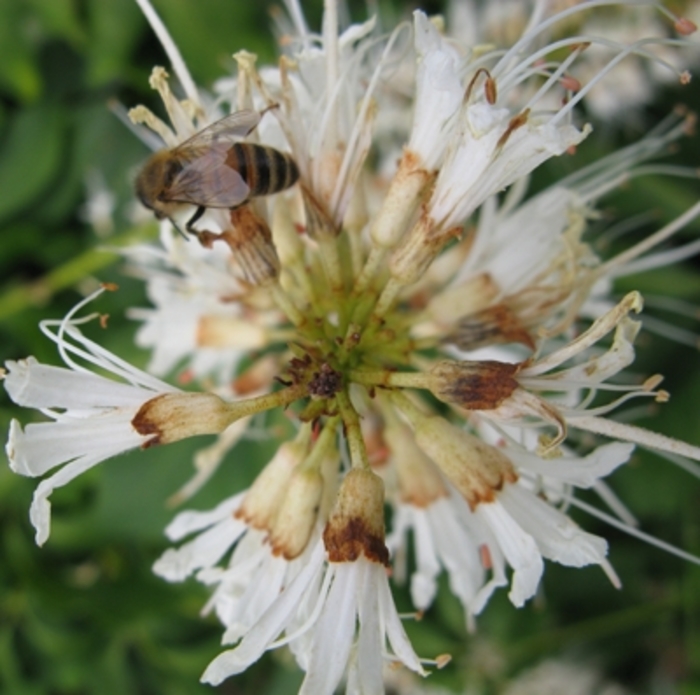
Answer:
135 109 299 236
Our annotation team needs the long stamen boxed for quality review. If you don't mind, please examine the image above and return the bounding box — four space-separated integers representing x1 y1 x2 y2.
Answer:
133 0 200 105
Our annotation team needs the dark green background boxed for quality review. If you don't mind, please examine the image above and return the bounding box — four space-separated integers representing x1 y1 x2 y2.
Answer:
0 1 699 693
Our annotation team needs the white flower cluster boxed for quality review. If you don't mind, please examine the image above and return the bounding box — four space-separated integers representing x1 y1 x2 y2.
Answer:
4 0 700 693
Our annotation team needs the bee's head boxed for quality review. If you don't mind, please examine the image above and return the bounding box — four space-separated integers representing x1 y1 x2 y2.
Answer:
134 150 182 217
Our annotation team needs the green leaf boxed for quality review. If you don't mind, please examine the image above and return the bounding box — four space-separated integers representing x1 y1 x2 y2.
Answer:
0 105 65 222
86 0 144 86
0 0 42 102
27 0 86 48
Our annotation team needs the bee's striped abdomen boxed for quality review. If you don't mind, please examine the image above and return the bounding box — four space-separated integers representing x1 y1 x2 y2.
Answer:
227 143 299 199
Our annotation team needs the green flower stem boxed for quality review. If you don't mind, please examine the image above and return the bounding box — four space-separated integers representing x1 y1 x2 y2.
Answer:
225 383 307 421
335 389 370 471
301 415 341 473
269 281 306 327
353 245 387 296
386 388 428 427
317 233 345 295
371 276 403 320
348 369 429 390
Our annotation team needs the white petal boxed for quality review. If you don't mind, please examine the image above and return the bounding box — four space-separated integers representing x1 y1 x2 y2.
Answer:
221 555 288 644
4 358 155 409
409 11 463 167
511 442 635 489
299 563 358 695
501 485 608 568
163 492 246 540
428 499 484 609
477 501 543 608
200 542 325 685
409 508 441 609
8 414 143 477
378 566 426 676
153 516 247 581
355 561 384 695
30 453 115 546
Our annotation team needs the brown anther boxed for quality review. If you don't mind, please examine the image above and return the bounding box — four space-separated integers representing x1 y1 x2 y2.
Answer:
464 68 494 105
484 76 497 105
99 314 110 329
496 109 530 150
436 655 452 669
560 74 581 92
675 17 697 35
569 41 591 53
680 110 696 137
479 544 493 570
177 369 194 385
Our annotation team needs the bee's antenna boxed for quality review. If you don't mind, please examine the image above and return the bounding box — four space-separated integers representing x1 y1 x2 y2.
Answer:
168 217 190 241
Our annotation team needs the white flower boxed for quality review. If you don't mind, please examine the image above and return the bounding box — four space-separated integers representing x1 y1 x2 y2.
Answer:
201 551 426 693
153 490 315 640
408 11 463 171
4 290 262 546
8 0 700 692
387 493 489 628
430 103 589 232
126 232 270 382
3 292 179 545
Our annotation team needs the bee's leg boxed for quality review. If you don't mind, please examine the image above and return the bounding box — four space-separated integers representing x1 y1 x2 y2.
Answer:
185 206 206 236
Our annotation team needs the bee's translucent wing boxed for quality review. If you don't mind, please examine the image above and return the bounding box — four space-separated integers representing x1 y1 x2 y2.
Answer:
175 110 261 152
167 146 251 208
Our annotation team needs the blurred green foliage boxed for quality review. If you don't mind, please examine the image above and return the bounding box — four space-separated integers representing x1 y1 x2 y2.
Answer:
0 1 699 694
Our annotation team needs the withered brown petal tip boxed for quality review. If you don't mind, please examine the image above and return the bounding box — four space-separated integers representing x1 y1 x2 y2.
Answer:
435 361 519 410
323 517 390 566
131 395 165 447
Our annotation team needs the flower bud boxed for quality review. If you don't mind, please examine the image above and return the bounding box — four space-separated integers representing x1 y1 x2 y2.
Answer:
388 215 443 285
302 185 340 240
238 439 307 531
269 467 324 559
443 305 535 351
384 419 447 506
323 468 389 565
271 196 305 268
426 273 499 327
370 149 434 249
429 359 520 410
197 315 269 349
131 392 237 446
413 415 517 509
